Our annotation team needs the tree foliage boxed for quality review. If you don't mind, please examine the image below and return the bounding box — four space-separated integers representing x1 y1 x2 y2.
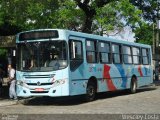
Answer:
0 0 158 45
0 0 85 33
0 0 142 34
94 0 142 36
56 1 85 30
129 0 159 45
74 0 142 34
134 22 153 45
0 48 7 57
130 0 159 22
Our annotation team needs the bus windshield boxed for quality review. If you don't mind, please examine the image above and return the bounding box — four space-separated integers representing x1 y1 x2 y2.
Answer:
17 41 68 72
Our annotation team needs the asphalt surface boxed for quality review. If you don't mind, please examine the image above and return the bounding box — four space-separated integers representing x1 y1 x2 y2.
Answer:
0 80 160 120
0 80 158 107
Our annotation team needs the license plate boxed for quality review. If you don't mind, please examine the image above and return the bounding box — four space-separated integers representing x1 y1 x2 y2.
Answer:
35 88 44 91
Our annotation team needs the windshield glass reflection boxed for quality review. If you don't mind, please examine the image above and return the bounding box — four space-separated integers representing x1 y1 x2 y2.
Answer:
17 41 68 71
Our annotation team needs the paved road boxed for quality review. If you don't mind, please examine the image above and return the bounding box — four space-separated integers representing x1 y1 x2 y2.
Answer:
0 84 160 120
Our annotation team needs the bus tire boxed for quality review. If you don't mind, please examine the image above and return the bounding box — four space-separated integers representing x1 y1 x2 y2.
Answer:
85 81 96 102
130 77 137 94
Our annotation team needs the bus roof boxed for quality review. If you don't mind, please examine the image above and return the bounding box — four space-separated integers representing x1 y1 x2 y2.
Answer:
17 29 151 48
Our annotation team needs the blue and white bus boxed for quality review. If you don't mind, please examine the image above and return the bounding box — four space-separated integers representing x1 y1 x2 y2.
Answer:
16 29 153 101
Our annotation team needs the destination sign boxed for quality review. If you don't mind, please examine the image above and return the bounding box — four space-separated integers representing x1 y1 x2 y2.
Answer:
19 30 59 41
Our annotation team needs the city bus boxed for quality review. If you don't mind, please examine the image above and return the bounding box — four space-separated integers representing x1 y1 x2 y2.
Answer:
16 29 153 101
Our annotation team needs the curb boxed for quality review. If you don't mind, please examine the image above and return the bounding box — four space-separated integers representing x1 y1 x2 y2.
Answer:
17 97 34 105
0 97 33 107
0 100 18 107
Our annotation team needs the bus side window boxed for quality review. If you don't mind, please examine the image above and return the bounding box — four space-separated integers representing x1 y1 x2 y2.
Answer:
70 40 83 60
123 45 132 64
132 47 140 64
99 42 110 63
69 40 83 71
86 40 97 63
142 48 149 65
112 44 121 64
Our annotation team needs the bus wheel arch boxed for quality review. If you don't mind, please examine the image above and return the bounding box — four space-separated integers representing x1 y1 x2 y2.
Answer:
85 76 97 102
130 75 137 94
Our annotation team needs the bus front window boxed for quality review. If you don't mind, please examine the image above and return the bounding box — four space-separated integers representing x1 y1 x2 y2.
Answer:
17 41 68 71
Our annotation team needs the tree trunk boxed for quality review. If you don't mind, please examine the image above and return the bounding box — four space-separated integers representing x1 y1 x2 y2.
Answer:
75 0 114 33
82 12 94 33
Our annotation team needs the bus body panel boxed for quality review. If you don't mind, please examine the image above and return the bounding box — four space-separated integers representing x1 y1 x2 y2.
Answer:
69 63 152 95
16 29 153 98
16 68 69 97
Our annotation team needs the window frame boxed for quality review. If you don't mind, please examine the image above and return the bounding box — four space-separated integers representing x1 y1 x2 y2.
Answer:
141 48 149 65
86 39 98 63
132 46 141 65
111 43 122 64
122 45 133 64
98 41 111 64
69 39 83 60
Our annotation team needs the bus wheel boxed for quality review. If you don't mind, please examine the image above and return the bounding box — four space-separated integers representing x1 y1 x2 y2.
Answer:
85 81 96 102
130 77 137 94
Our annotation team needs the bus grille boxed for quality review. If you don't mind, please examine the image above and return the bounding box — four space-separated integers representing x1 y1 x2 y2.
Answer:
26 83 53 86
30 91 49 93
23 74 55 79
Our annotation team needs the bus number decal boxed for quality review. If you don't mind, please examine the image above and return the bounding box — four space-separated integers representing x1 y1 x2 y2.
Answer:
89 66 102 72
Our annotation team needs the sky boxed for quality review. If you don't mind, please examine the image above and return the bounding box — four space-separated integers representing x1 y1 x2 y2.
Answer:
109 26 135 42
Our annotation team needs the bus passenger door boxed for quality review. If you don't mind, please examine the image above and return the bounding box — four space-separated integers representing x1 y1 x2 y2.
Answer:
69 38 86 95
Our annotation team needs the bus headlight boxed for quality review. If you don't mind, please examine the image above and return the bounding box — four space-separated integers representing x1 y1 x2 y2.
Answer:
17 80 24 86
52 78 67 87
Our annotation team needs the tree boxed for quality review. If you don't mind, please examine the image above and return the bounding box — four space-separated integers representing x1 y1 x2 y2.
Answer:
56 0 85 31
129 0 160 45
74 0 142 34
129 0 159 22
0 48 7 57
0 0 60 35
134 22 153 45
93 0 142 36
0 0 158 45
0 0 143 34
